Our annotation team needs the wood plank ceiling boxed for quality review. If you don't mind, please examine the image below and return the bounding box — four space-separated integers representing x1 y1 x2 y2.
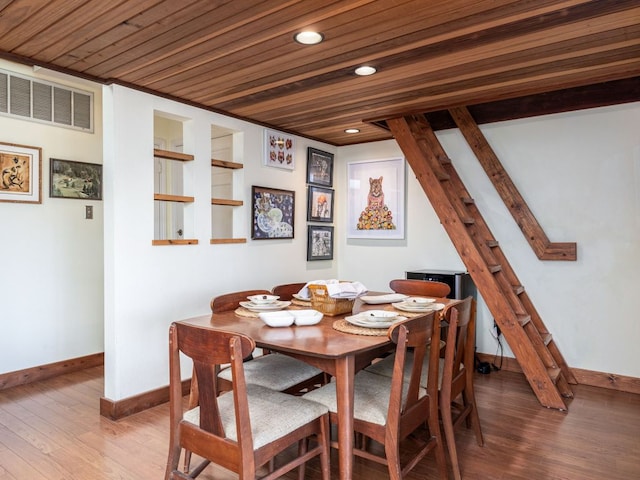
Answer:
0 0 638 145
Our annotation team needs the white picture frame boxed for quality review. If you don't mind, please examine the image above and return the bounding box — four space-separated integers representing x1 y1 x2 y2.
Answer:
264 129 295 170
347 157 405 239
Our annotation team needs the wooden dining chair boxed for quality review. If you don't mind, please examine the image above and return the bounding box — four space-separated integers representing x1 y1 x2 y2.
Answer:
211 289 325 395
364 296 484 479
389 278 452 298
304 313 448 480
165 322 331 480
271 282 307 300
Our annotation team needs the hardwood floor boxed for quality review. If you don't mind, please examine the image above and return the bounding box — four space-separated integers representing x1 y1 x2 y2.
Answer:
0 366 638 479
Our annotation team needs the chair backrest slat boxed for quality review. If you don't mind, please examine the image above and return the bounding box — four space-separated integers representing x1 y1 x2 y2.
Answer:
389 279 451 298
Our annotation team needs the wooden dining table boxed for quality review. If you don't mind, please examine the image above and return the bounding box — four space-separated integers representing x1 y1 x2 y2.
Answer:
176 294 458 480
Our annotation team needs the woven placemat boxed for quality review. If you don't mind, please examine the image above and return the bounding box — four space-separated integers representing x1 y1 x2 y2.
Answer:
332 319 388 336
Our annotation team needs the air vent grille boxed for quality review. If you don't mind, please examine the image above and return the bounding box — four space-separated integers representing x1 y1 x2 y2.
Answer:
0 69 93 132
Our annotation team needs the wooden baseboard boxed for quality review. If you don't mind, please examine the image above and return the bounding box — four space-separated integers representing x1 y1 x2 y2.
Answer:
100 379 191 420
476 353 640 395
0 353 104 390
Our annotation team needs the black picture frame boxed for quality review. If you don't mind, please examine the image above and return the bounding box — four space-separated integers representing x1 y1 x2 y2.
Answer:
251 185 295 239
50 158 102 200
307 225 334 261
307 185 334 223
306 147 333 187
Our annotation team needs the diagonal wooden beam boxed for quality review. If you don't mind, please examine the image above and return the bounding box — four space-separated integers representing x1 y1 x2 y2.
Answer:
449 106 577 261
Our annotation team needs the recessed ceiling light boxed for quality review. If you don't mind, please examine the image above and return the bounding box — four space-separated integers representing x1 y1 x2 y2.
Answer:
355 66 377 76
345 128 360 134
294 31 324 45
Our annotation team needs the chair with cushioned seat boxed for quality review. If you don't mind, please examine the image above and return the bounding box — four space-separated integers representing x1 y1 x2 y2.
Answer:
365 296 484 479
304 313 448 480
165 322 331 480
389 278 451 298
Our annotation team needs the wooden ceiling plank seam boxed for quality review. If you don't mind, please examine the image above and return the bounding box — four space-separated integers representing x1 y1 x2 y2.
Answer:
190 0 635 106
51 0 207 69
87 0 365 79
0 0 90 52
134 0 428 89
164 0 591 103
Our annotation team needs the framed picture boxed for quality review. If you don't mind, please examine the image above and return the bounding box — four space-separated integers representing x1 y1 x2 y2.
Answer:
0 142 42 204
306 147 333 186
264 129 295 170
307 185 334 223
307 225 334 261
347 157 405 239
251 185 295 239
50 158 102 200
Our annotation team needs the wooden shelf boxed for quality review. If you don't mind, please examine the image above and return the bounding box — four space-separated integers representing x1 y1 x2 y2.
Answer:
152 239 199 246
211 198 243 206
154 149 194 161
210 238 247 244
211 159 243 169
154 194 194 203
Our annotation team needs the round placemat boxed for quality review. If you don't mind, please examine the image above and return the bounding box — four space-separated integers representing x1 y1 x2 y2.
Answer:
332 319 388 336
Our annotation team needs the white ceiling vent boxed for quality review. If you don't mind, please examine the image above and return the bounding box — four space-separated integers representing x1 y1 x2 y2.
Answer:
0 69 93 132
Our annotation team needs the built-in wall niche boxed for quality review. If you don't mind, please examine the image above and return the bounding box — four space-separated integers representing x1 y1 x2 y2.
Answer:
211 125 246 244
153 113 197 245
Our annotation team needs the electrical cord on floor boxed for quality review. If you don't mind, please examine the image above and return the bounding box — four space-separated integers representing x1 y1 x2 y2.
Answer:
491 320 504 371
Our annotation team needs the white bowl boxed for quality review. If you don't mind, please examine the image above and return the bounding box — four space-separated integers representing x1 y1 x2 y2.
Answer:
248 294 280 305
406 297 436 305
361 310 398 322
291 309 323 326
258 311 294 327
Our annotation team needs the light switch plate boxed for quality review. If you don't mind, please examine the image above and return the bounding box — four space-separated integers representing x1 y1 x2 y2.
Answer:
85 205 93 219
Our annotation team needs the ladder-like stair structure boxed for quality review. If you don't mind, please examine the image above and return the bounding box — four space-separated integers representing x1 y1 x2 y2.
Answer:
387 111 576 410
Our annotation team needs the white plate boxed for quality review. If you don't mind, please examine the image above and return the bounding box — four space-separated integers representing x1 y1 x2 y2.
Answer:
405 296 436 305
360 293 409 304
247 294 279 304
292 293 312 301
259 311 295 327
345 313 406 329
291 309 323 326
392 302 445 313
359 310 399 322
239 300 292 312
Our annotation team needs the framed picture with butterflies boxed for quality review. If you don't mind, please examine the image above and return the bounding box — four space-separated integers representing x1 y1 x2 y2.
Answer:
346 157 405 239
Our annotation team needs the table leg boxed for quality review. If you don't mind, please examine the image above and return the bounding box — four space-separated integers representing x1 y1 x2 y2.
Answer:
334 354 355 480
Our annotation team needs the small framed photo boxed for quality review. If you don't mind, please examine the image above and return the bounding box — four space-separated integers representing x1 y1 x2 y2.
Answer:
307 185 334 223
0 142 42 204
251 185 295 239
306 147 333 186
307 225 334 261
50 158 102 200
264 129 295 170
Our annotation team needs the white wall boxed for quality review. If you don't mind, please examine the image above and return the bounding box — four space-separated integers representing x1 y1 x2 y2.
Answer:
103 85 338 400
0 61 104 373
337 103 640 378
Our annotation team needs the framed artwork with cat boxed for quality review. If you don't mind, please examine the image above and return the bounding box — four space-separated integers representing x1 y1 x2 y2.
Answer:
346 157 405 239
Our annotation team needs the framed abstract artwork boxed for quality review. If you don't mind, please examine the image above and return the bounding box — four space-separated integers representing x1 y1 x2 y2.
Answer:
0 142 42 204
347 157 405 239
251 185 295 239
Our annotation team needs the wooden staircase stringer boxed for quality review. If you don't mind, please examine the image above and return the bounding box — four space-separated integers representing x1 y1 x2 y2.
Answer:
408 112 576 388
448 106 577 262
387 115 571 410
